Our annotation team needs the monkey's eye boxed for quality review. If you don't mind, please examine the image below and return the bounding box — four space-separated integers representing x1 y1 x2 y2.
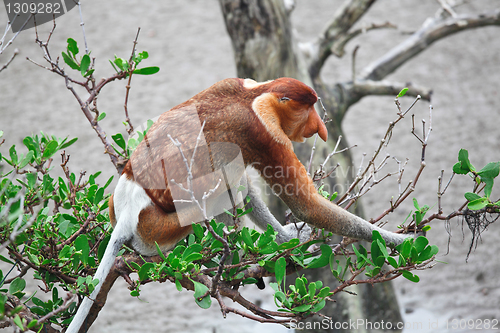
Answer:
279 96 290 102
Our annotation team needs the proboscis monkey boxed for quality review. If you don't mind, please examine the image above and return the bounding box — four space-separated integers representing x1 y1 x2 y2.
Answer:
67 78 409 332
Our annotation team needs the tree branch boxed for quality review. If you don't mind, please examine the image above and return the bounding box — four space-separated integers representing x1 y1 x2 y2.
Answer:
345 79 432 102
331 22 396 58
307 0 377 78
360 9 500 81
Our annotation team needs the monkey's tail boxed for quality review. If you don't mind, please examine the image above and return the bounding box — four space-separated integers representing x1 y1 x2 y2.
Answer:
66 223 130 333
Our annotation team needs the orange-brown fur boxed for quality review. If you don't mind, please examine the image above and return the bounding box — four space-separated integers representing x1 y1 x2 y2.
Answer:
112 78 328 249
112 77 406 252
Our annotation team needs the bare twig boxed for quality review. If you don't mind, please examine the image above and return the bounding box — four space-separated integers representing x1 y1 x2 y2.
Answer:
123 28 141 135
0 14 32 55
306 97 328 175
351 45 360 82
0 48 19 73
77 1 89 54
337 94 422 206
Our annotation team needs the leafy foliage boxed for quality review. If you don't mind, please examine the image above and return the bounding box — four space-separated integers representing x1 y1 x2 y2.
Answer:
454 149 500 210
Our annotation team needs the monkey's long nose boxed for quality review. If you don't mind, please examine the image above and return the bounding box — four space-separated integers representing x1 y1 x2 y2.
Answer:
303 107 328 141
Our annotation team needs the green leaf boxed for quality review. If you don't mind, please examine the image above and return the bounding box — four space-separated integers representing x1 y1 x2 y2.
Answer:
175 279 182 291
259 241 279 254
62 52 80 70
42 140 58 159
295 278 307 297
109 59 119 72
275 257 286 286
192 224 204 240
413 198 420 211
306 244 332 269
464 192 482 202
458 149 475 173
27 319 38 329
429 245 439 256
60 137 78 149
133 66 160 75
453 162 469 175
138 262 154 281
183 253 202 263
0 254 15 265
84 68 95 77
241 228 255 249
417 246 434 262
19 151 34 168
9 277 26 297
278 238 299 250
112 133 127 151
192 281 211 309
74 234 90 266
308 282 317 300
113 57 129 71
422 225 431 232
137 51 149 61
467 197 489 210
80 54 91 76
274 290 286 306
13 315 23 330
397 87 409 98
9 145 18 165
98 235 110 262
483 178 494 198
312 299 326 312
182 244 202 261
94 113 107 123
413 236 429 253
292 304 312 313
94 187 104 205
478 161 500 179
317 286 330 298
387 256 399 268
67 38 79 56
401 270 420 283
58 177 69 194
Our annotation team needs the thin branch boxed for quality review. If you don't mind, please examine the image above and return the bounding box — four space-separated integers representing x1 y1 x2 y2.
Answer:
435 0 458 18
351 45 360 82
346 79 432 102
0 14 33 55
306 97 328 175
337 94 421 205
0 48 19 73
360 10 500 81
307 0 377 78
123 28 141 135
77 1 89 54
333 22 396 58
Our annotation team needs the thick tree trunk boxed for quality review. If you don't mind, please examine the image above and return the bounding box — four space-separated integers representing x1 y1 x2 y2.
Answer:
219 1 402 331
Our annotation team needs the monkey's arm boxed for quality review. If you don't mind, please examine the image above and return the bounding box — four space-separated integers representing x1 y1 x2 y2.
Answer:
244 174 312 244
255 153 409 247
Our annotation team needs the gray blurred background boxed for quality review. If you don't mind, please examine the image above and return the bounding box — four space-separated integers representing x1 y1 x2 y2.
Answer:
1 0 499 332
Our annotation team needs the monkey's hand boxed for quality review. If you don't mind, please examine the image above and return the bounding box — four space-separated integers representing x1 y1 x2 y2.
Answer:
277 222 312 244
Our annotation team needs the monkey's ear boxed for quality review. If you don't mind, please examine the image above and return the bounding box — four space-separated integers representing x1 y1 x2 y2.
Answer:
303 107 328 141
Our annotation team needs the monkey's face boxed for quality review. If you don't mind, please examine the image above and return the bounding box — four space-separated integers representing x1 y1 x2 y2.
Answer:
272 98 327 143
